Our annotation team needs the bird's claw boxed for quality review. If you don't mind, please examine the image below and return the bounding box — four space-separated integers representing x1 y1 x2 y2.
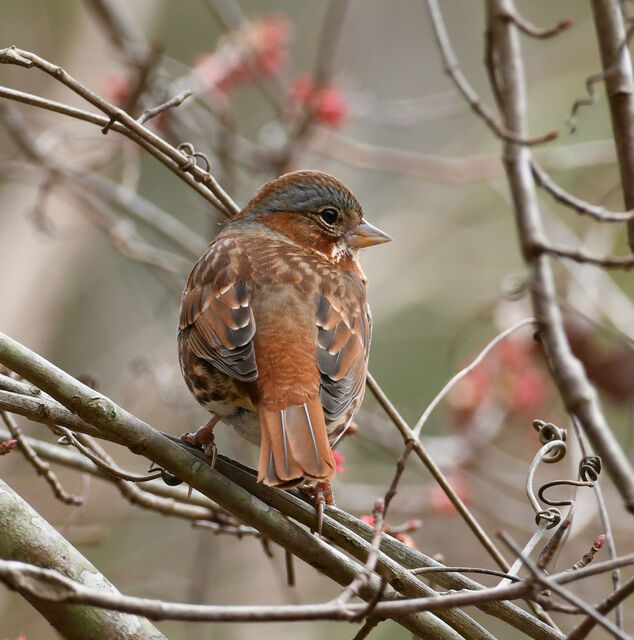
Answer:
180 414 221 468
302 480 335 536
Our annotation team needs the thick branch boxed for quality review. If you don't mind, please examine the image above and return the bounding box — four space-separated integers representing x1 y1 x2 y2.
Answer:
486 0 634 513
0 478 167 640
0 333 475 640
590 0 634 248
0 332 565 640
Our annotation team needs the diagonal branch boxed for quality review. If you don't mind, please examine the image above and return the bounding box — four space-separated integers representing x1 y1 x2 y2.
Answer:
0 332 484 640
0 331 565 640
0 411 83 506
0 83 226 213
424 0 558 146
0 478 167 640
531 161 634 223
567 576 634 640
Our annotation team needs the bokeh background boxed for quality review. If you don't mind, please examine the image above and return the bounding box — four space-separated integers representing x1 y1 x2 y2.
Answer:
0 1 632 638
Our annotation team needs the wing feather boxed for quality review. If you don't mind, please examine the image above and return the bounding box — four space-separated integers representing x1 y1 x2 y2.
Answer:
178 239 257 382
315 281 370 421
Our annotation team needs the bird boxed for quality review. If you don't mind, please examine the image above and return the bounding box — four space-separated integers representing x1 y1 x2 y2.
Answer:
177 170 391 501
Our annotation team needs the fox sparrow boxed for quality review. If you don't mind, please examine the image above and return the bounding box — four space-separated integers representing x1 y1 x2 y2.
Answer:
178 170 390 493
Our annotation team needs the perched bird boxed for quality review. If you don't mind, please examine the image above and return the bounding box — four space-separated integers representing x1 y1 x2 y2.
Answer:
178 170 390 496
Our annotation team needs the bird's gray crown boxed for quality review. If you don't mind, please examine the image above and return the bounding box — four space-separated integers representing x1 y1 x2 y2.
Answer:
244 170 362 217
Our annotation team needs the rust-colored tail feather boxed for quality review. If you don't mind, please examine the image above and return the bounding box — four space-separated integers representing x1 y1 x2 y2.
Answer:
257 396 336 487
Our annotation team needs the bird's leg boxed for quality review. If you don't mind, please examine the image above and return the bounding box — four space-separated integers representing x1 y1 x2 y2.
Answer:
302 480 335 535
181 414 221 467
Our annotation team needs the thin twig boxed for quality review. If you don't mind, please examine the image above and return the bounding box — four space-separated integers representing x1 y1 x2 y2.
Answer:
366 372 510 572
413 317 536 437
191 520 260 536
351 616 382 640
382 441 414 516
567 576 634 640
137 90 192 125
0 426 233 519
0 411 83 506
572 418 623 629
0 46 237 214
531 161 634 222
424 0 558 146
54 426 162 483
500 10 573 39
335 499 385 609
411 566 521 581
536 241 634 269
0 84 227 213
499 531 628 640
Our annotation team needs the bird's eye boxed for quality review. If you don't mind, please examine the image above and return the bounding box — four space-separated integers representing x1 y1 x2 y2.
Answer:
318 208 339 226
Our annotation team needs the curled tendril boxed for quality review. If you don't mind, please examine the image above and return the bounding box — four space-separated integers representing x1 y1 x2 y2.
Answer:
535 507 561 529
567 20 634 132
160 469 183 486
579 456 602 482
147 461 183 487
177 142 211 173
532 419 567 462
538 479 594 507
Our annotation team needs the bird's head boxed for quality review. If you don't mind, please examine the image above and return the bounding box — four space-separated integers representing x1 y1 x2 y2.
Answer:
237 170 391 264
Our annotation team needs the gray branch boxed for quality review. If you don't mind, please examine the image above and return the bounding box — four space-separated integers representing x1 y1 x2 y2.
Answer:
485 0 634 513
0 478 167 640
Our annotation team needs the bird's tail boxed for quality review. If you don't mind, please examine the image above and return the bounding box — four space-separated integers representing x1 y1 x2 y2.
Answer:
257 396 336 488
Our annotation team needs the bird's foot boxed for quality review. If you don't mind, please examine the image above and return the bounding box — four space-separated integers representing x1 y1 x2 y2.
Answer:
302 480 335 536
180 414 221 468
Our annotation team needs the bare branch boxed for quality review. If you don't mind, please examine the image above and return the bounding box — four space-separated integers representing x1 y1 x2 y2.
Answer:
500 10 573 39
0 411 83 506
531 161 634 222
0 84 226 212
424 0 559 146
536 241 634 269
486 0 634 513
0 46 239 215
572 420 624 629
366 372 510 572
0 425 233 520
499 532 628 640
413 317 536 437
0 557 528 622
54 427 162 483
137 89 193 125
589 0 634 248
1 550 631 626
567 576 634 640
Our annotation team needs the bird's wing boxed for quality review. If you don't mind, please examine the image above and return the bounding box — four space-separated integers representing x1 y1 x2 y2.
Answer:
315 277 371 420
178 237 257 381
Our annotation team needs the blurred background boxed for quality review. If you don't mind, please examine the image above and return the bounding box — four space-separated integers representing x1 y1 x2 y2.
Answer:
0 1 632 638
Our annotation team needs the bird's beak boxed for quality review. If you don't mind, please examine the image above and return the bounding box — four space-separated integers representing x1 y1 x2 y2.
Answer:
350 219 392 248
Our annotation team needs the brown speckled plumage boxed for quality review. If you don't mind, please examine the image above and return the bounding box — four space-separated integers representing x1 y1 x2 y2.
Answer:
178 170 390 488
